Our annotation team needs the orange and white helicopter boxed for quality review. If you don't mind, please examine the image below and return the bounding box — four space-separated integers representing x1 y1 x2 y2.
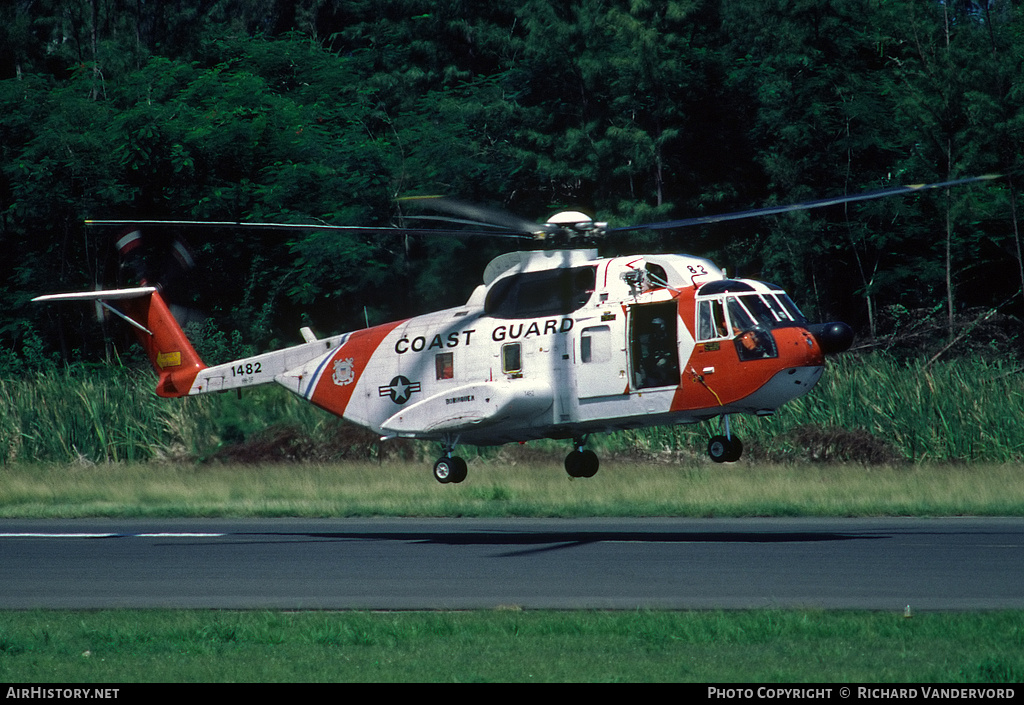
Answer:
34 176 995 483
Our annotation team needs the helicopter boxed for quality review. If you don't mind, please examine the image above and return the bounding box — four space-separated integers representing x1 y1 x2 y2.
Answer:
34 175 997 483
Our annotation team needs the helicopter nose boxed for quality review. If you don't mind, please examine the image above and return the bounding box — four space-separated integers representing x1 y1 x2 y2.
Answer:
807 322 854 354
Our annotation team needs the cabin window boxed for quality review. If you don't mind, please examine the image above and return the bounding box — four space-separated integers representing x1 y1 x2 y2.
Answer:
485 265 596 319
580 325 611 364
435 352 454 380
645 263 669 288
501 343 522 374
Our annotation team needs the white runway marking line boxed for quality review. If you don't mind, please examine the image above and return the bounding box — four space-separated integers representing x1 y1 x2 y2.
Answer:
0 533 227 538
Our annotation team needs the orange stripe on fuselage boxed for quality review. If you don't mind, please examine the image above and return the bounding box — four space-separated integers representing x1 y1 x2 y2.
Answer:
308 320 405 419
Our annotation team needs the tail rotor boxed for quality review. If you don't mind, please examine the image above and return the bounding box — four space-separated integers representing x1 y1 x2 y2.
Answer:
114 226 201 328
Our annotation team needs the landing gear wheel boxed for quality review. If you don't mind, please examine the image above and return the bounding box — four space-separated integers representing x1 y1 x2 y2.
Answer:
564 449 600 478
708 435 743 463
433 456 468 484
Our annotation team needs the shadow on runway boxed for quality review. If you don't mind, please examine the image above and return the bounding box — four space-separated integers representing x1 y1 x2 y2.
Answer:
106 528 888 557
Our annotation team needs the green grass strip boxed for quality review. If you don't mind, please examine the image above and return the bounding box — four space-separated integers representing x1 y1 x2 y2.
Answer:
1 609 1021 683
2 460 1023 518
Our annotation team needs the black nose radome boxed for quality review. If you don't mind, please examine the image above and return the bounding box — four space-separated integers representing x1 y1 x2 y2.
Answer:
808 322 854 354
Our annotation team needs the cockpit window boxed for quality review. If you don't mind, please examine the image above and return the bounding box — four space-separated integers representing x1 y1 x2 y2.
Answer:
776 293 807 323
738 294 796 327
727 296 757 330
696 290 804 342
697 280 755 295
697 299 729 340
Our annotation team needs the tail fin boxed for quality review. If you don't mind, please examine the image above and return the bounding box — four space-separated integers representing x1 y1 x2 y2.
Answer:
33 287 206 397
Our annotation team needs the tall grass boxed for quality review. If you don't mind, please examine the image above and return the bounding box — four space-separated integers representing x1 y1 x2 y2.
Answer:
3 354 1024 465
762 355 1024 463
0 366 345 465
1 368 162 464
611 354 1024 464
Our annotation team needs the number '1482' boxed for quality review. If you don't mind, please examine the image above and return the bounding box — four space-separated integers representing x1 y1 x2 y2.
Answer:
232 362 262 376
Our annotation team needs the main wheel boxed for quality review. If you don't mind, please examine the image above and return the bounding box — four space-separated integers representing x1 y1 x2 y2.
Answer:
565 449 599 478
565 451 583 478
579 449 599 477
708 435 743 463
433 456 468 484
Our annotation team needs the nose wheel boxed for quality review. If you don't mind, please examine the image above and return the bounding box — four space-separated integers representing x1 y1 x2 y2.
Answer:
707 435 743 463
707 415 743 463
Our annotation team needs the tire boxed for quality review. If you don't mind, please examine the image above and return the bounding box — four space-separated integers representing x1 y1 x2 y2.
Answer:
433 458 453 483
708 435 742 463
565 449 600 478
725 437 743 462
579 449 599 477
449 456 468 483
565 451 584 478
433 456 467 484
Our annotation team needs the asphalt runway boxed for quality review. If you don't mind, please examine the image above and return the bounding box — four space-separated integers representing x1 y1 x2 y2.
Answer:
1 517 1021 610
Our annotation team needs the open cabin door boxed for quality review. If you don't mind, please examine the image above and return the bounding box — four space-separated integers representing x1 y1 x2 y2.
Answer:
628 301 681 390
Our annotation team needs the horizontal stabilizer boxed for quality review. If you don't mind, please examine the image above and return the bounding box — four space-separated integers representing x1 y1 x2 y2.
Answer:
32 287 158 303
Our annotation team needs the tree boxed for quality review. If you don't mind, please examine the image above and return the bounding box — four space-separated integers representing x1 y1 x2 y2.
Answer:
3 0 1024 367
719 0 904 326
880 0 1012 334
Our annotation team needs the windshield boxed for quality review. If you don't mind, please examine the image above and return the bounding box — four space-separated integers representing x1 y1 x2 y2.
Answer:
696 291 805 341
776 293 807 323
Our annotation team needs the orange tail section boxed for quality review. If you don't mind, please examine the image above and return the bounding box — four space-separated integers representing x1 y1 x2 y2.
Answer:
119 290 205 397
33 287 205 398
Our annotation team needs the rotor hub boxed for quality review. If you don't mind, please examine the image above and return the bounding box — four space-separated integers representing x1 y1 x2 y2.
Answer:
545 211 608 239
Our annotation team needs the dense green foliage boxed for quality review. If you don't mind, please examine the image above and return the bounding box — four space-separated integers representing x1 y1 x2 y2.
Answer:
2 0 1023 364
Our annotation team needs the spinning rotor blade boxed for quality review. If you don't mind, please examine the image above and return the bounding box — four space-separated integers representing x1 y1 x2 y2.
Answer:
101 226 204 328
86 219 534 240
399 196 560 238
86 174 1000 246
613 174 1002 233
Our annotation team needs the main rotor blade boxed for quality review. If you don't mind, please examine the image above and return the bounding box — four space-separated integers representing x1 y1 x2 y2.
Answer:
611 174 1002 233
399 214 527 232
399 196 559 237
84 219 533 240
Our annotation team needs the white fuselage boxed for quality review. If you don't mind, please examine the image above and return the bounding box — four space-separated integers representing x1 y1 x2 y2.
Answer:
183 250 826 446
